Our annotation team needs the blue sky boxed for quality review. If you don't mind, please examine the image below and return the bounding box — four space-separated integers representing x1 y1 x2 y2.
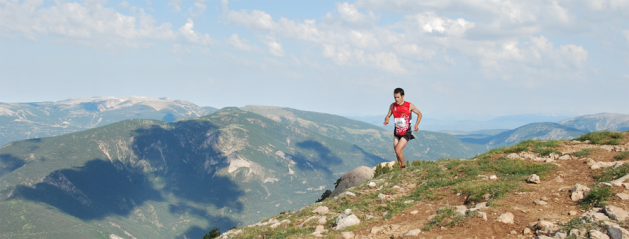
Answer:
1 0 628 120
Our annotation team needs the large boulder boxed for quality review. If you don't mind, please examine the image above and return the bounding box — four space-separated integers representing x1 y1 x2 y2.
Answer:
330 166 375 197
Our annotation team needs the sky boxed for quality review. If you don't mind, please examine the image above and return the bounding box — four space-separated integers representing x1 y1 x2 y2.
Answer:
1 0 628 120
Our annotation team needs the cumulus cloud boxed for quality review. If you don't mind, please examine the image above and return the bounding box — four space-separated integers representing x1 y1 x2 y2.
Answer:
178 18 214 45
0 0 176 47
226 34 262 52
322 44 405 73
259 35 284 56
323 2 379 27
188 0 207 17
168 0 182 12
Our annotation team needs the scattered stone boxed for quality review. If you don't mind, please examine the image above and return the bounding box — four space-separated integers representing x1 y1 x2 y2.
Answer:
470 202 488 211
477 211 487 221
571 184 591 201
523 228 532 235
496 212 514 224
604 205 629 221
405 229 421 236
377 193 390 199
623 183 629 189
343 192 356 197
590 230 611 239
603 221 629 239
370 226 384 234
617 193 629 200
610 174 629 186
507 153 520 159
555 232 568 238
403 200 414 204
528 174 541 184
509 230 517 235
541 196 548 201
312 206 329 215
454 205 467 216
489 175 497 180
392 185 401 189
534 200 548 206
558 155 572 160
553 176 564 182
600 182 614 187
586 158 596 166
368 182 377 188
270 219 290 229
317 217 327 225
410 210 419 215
569 211 578 216
335 215 360 230
312 225 326 236
340 231 355 239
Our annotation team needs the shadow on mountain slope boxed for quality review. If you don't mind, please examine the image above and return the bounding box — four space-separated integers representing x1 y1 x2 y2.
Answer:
0 154 25 178
130 120 245 212
170 202 240 239
14 159 163 220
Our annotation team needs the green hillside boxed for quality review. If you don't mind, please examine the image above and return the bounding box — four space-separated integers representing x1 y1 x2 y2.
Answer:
241 105 487 160
0 108 385 238
461 122 585 146
0 97 217 147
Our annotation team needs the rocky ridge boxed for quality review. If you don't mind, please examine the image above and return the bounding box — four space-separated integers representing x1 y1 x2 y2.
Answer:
218 131 629 238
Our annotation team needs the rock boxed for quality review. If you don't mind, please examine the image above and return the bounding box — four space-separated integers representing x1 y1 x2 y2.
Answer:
312 206 330 215
392 185 401 189
312 225 326 236
534 200 548 205
610 174 629 186
555 232 568 239
371 226 384 234
403 200 414 204
604 205 629 221
368 182 376 188
496 212 514 224
603 221 629 239
558 155 572 160
569 211 578 215
269 219 290 229
571 184 591 201
617 193 629 200
454 205 467 216
405 229 421 236
523 228 532 235
341 231 355 239
592 161 618 170
489 175 497 180
410 210 419 215
553 176 564 182
343 192 356 197
535 236 553 239
373 161 396 170
590 230 611 239
331 166 375 197
318 217 327 225
507 153 520 159
470 202 488 211
586 158 596 166
378 193 390 199
477 211 487 221
528 174 541 184
335 215 360 230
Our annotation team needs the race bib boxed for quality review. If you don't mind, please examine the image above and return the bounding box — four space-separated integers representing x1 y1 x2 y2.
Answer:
394 118 407 127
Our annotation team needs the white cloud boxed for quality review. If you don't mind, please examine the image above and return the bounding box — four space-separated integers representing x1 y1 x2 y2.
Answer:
221 0 229 12
259 35 284 56
0 0 176 47
178 18 214 45
168 0 182 12
120 1 130 8
188 0 207 17
323 2 379 27
322 44 405 73
226 34 261 52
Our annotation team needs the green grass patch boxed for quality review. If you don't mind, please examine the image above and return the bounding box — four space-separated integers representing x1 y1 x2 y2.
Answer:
592 164 629 182
615 151 629 160
422 206 467 231
574 148 598 158
576 131 625 145
452 180 516 203
580 185 612 209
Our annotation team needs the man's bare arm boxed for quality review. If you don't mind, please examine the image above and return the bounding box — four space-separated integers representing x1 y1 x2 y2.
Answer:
384 104 393 125
410 103 422 131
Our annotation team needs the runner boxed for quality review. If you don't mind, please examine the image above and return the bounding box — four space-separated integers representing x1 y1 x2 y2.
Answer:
383 88 422 170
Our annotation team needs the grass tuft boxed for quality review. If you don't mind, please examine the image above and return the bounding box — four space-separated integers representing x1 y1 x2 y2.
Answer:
615 151 629 160
575 131 625 145
592 164 629 182
580 185 612 209
422 206 466 231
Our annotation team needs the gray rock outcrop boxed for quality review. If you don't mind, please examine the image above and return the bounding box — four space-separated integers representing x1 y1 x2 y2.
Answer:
331 166 375 197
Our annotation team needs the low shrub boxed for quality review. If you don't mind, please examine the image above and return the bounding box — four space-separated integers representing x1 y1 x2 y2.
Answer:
580 186 612 209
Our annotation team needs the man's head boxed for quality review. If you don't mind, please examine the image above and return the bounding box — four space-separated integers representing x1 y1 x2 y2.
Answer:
394 88 405 104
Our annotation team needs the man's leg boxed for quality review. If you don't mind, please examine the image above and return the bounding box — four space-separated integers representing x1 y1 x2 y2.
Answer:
394 137 408 169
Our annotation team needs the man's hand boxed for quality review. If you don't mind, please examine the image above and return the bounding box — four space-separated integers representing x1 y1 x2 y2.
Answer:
384 118 389 126
414 124 419 131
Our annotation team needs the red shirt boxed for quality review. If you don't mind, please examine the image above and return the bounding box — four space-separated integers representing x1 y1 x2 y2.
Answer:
392 101 412 135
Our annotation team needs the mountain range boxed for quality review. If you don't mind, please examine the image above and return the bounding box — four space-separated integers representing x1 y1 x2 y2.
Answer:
0 97 217 147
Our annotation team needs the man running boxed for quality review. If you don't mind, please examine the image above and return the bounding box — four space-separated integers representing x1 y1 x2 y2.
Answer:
383 88 422 170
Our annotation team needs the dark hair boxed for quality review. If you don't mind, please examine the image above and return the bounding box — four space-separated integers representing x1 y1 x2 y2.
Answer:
393 88 404 96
